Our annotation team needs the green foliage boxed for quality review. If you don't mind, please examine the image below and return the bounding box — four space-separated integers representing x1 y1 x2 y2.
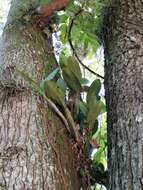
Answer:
40 68 60 92
44 67 60 81
60 55 82 91
92 114 107 167
16 0 110 188
85 79 106 127
56 78 67 94
87 79 101 106
92 120 99 135
59 0 111 57
39 0 52 6
80 78 89 85
87 100 105 126
17 55 106 189
58 2 108 187
79 101 88 116
44 80 65 105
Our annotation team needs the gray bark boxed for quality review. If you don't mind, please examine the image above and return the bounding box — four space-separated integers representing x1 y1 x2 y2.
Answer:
0 1 80 190
103 0 143 190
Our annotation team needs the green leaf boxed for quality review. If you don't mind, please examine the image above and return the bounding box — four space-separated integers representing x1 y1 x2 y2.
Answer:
39 0 52 5
44 80 65 105
60 55 82 91
98 163 105 172
79 101 88 116
62 67 81 91
45 68 60 81
93 147 107 166
87 101 105 126
40 68 60 92
86 79 101 107
92 120 98 135
80 78 89 85
67 56 82 81
60 13 69 23
57 78 67 93
39 80 45 93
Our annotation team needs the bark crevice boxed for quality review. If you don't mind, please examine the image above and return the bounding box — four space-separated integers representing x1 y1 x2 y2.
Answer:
103 0 143 189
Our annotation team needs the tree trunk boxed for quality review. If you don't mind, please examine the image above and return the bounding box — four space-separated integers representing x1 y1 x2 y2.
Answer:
103 0 143 189
0 1 81 189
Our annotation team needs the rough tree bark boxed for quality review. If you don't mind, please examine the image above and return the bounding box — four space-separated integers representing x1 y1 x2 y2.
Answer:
0 0 81 189
103 0 143 189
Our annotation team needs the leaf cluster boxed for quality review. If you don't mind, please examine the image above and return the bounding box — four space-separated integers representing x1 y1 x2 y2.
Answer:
59 0 111 57
16 0 110 188
40 55 106 149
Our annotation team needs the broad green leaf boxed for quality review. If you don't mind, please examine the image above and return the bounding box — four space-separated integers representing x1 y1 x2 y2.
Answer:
67 56 82 81
59 53 67 67
40 80 45 93
40 68 60 92
45 68 60 81
62 67 81 91
57 78 67 93
44 80 65 105
93 147 107 166
79 101 88 116
92 120 98 135
59 13 69 23
39 0 52 5
60 55 81 91
87 101 105 126
80 78 89 85
86 79 101 107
